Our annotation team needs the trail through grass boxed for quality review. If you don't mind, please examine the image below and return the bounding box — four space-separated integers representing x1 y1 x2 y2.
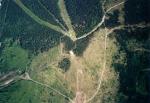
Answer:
58 0 76 40
13 0 67 35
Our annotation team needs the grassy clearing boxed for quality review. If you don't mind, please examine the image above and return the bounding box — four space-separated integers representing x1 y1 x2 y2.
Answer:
29 46 62 84
29 46 74 99
30 46 60 69
58 0 76 40
82 29 119 103
0 46 73 103
63 28 120 103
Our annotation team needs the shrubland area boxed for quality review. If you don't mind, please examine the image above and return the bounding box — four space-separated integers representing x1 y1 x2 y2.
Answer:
0 0 150 103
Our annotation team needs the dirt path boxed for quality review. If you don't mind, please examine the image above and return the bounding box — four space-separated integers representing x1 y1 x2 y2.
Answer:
69 50 86 103
77 1 126 40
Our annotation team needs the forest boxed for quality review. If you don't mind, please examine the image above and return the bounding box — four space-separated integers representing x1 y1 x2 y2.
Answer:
0 0 150 103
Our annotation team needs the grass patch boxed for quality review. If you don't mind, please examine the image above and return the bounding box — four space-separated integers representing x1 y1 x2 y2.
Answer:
30 46 60 72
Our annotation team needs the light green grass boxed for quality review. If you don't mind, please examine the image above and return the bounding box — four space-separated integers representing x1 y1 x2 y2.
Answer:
30 46 60 71
58 0 76 40
30 46 62 83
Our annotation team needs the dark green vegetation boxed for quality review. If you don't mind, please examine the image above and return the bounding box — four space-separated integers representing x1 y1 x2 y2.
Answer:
0 80 71 103
112 0 150 102
65 0 103 36
0 0 150 103
0 0 62 53
113 27 150 103
58 58 70 72
0 39 30 73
